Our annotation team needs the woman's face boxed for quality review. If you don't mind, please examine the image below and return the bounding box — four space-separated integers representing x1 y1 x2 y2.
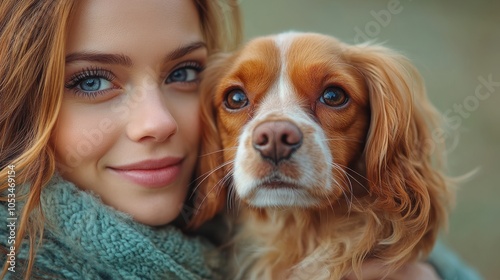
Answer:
52 0 205 226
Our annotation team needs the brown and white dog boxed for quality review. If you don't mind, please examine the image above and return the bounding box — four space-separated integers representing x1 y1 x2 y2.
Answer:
190 32 453 279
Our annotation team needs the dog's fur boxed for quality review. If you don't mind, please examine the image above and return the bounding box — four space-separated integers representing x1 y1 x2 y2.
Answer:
190 32 453 279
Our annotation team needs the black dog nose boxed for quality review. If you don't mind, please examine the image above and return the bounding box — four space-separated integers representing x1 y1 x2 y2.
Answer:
252 121 303 164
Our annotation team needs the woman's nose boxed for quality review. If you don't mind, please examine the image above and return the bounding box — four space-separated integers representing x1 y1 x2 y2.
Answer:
125 84 178 143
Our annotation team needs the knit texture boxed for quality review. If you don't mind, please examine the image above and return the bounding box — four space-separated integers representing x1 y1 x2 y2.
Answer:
428 241 483 280
0 176 223 280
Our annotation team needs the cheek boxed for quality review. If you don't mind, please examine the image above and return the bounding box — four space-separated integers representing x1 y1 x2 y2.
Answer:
173 97 201 151
319 106 370 166
51 101 119 170
218 114 245 162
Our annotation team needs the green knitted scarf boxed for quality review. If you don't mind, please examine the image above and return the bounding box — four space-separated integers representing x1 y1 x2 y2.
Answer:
0 175 222 280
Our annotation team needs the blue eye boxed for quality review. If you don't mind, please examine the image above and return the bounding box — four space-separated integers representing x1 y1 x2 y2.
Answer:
78 77 113 92
166 63 203 84
65 67 116 98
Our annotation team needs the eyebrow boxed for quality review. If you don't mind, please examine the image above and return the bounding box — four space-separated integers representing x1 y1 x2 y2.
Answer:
65 41 207 66
163 41 207 62
65 52 133 66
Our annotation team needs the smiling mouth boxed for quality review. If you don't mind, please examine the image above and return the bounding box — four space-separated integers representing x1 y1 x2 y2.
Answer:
109 157 184 188
109 165 182 189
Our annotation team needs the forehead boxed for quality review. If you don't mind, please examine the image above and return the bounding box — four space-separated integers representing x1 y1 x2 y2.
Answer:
66 0 202 57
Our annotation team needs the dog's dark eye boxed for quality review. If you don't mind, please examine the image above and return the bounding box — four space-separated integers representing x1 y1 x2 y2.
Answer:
320 87 349 107
224 89 248 110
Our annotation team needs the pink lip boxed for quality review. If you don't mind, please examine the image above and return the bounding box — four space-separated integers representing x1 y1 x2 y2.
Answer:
109 157 183 188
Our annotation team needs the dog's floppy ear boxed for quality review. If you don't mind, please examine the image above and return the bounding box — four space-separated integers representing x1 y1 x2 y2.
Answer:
349 45 453 259
188 53 232 229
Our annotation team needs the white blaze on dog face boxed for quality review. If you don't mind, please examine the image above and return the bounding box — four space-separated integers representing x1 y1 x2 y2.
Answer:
233 33 334 207
215 33 370 208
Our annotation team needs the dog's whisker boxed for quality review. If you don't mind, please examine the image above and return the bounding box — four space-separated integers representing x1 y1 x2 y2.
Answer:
327 164 353 212
340 168 355 213
193 159 234 186
330 162 370 183
198 146 238 157
319 185 336 216
340 170 370 208
196 164 235 212
220 175 233 209
221 169 236 210
219 166 241 214
329 162 367 213
191 160 234 200
335 177 353 213
320 137 363 143
330 162 369 202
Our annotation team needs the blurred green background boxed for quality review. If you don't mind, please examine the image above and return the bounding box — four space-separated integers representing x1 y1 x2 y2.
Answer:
240 0 499 279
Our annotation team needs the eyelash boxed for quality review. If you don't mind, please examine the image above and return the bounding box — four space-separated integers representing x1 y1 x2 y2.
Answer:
64 67 116 98
166 61 205 84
